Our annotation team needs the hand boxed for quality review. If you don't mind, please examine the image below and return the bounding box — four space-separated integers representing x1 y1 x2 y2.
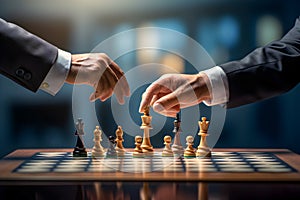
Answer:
139 73 211 117
65 53 130 104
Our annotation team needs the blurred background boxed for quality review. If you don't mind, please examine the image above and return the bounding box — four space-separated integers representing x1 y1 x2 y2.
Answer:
0 0 299 157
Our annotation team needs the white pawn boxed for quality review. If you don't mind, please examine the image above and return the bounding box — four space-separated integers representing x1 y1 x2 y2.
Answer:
162 135 173 157
184 135 196 158
92 126 105 157
133 135 143 158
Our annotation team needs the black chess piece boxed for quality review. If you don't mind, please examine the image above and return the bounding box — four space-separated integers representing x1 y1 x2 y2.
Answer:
106 136 117 157
73 130 87 157
172 112 184 156
173 113 181 133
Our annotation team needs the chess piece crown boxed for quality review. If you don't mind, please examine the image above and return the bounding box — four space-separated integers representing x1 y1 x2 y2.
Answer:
199 117 209 135
94 126 101 137
141 106 152 127
196 117 211 158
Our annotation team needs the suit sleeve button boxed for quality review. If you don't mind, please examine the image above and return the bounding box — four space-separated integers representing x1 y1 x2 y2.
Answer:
24 72 32 80
16 68 25 77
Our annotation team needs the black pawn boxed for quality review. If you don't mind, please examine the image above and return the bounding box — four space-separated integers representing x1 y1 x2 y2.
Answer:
106 136 117 157
73 130 87 157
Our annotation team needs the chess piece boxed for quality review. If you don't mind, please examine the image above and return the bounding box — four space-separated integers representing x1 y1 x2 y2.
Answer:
184 135 196 158
115 126 126 156
196 117 212 158
106 136 117 157
133 135 144 158
162 135 174 157
172 113 184 156
92 126 105 157
140 106 154 155
73 118 87 157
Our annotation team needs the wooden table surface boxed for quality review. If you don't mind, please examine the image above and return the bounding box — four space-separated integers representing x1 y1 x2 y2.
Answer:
1 148 300 184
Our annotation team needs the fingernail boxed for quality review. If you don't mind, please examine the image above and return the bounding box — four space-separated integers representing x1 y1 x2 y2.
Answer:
118 98 124 105
153 103 164 112
138 105 144 113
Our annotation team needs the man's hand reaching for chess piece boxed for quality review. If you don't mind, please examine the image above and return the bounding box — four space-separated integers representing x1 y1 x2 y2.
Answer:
66 53 130 104
140 17 300 111
139 73 211 117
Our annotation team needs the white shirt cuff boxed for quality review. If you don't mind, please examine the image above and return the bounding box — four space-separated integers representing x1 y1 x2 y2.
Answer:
39 49 71 95
201 66 229 106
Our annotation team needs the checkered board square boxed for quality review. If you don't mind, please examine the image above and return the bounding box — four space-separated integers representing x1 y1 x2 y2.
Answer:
13 151 297 173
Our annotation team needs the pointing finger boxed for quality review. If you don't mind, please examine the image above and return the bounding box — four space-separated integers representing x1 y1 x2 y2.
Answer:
139 83 162 113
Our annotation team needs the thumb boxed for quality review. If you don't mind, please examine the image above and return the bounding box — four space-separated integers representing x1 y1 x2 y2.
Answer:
152 92 179 113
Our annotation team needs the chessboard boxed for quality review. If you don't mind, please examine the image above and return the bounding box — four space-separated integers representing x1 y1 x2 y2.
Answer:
12 151 296 174
1 148 300 183
1 149 300 200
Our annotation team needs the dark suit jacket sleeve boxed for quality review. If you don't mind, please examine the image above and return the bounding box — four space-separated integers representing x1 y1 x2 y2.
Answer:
220 17 300 108
0 18 58 92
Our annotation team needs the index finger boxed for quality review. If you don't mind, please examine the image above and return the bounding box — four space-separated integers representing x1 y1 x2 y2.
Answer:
139 83 162 113
109 61 130 97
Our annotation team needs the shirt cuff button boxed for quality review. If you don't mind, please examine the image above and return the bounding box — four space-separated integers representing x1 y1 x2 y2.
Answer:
41 82 49 89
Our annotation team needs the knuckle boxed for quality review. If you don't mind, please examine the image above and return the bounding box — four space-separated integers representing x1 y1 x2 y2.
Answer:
98 53 108 58
97 59 108 67
160 73 173 79
99 53 111 63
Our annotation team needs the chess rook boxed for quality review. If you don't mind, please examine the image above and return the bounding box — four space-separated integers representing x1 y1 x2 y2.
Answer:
172 113 184 155
115 126 126 156
196 117 211 158
162 135 173 157
140 106 154 155
184 135 196 158
92 126 105 157
73 118 87 157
